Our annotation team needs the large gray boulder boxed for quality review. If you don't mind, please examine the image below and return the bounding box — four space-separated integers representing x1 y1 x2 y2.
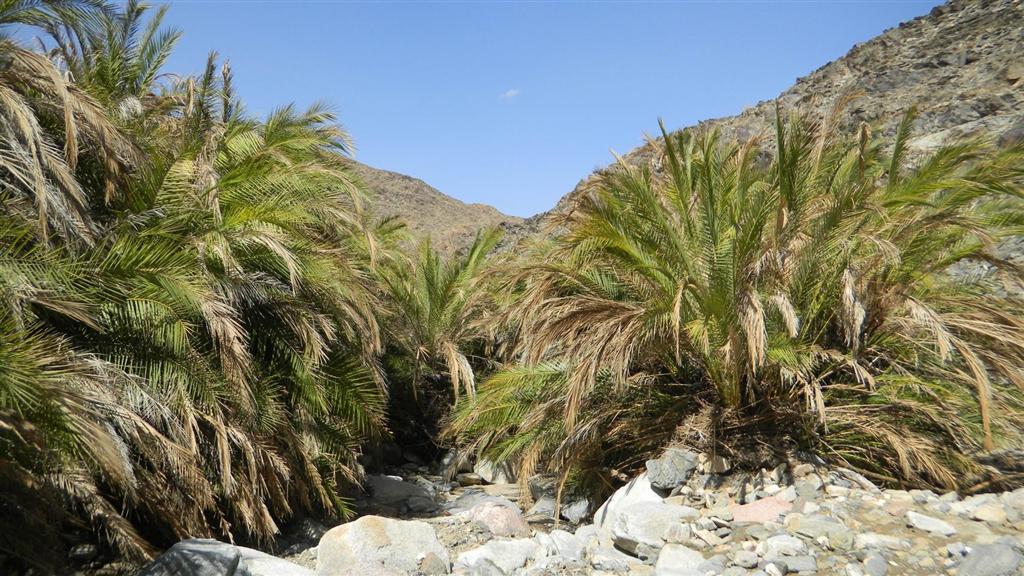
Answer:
646 448 699 491
458 501 530 537
139 539 312 576
453 538 540 574
364 474 436 514
560 498 591 524
957 543 1023 576
316 516 450 575
593 473 663 531
905 510 956 536
654 543 705 576
611 501 700 556
534 529 584 561
446 491 519 515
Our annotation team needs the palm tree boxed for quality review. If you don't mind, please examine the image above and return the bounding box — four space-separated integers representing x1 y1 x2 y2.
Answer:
453 106 1024 491
73 61 391 545
1 6 393 566
0 32 136 242
40 0 181 109
382 228 503 403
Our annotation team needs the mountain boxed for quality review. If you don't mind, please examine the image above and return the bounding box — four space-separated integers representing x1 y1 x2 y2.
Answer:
505 0 1024 246
349 162 523 254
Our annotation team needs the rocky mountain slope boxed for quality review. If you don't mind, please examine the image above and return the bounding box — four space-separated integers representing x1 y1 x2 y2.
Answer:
505 0 1024 246
349 162 522 254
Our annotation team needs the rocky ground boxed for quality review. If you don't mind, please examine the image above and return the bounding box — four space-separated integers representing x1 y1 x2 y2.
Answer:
135 449 1024 576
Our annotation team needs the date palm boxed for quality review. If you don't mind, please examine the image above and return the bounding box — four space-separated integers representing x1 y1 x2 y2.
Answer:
455 107 1024 490
382 228 502 403
1 8 392 565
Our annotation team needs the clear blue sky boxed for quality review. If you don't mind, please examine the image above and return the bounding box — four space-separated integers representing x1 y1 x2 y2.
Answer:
160 1 941 217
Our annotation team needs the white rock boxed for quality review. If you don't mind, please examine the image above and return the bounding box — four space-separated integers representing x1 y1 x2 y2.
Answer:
1001 488 1024 511
454 539 539 574
733 550 759 568
957 543 1023 576
593 473 664 531
854 533 910 550
905 510 956 536
588 545 641 572
536 529 584 561
971 503 1008 525
758 534 808 556
611 502 700 554
654 544 704 576
459 501 530 537
574 524 605 547
316 516 449 575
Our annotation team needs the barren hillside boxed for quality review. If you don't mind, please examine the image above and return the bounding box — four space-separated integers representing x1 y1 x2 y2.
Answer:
350 162 523 254
505 0 1024 246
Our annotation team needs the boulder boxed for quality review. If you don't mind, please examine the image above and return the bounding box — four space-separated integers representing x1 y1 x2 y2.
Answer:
957 543 1022 576
863 552 889 576
528 475 556 501
654 544 704 576
526 497 556 521
446 491 518 515
560 498 591 524
457 473 485 486
459 502 530 537
971 502 1008 525
588 545 641 572
853 533 910 551
547 529 584 561
573 524 604 547
364 474 436 513
758 534 808 557
646 448 699 491
786 555 818 573
905 510 956 536
732 550 759 568
316 516 449 575
454 538 539 574
788 514 853 549
140 539 312 576
593 473 664 531
474 460 516 484
524 495 589 524
611 501 700 555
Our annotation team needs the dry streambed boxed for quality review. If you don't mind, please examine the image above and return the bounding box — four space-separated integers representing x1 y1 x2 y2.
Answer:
137 451 1024 576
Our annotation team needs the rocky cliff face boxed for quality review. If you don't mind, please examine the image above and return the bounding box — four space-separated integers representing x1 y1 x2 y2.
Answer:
505 0 1024 246
349 162 522 254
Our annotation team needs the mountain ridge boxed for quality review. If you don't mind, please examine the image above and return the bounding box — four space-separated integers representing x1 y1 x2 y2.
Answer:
348 161 523 254
356 0 1022 253
501 0 1024 246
